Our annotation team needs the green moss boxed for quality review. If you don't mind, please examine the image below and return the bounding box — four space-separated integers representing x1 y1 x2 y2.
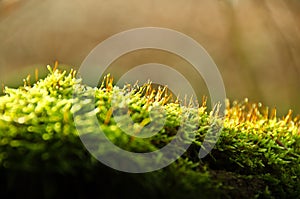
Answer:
0 66 299 199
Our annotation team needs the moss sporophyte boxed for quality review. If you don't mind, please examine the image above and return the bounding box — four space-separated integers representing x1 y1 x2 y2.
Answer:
0 65 299 198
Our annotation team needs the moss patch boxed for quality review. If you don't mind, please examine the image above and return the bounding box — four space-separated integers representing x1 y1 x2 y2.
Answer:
0 66 299 199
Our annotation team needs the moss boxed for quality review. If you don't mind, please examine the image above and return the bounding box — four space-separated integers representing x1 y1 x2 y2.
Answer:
0 66 299 199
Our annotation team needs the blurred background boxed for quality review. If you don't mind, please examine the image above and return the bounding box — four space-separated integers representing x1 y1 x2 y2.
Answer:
0 0 299 116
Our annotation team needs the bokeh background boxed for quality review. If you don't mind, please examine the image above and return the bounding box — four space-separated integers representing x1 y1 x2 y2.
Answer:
0 0 299 116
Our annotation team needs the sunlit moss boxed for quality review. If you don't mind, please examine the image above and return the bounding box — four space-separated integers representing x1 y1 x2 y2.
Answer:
0 65 299 198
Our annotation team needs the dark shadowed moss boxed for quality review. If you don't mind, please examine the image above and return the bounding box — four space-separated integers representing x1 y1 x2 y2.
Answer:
0 66 299 199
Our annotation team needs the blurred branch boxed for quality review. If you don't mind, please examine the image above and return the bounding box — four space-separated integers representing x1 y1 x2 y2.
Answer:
261 0 300 76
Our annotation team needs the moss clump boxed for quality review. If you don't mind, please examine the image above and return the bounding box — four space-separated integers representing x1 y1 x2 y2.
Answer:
0 66 299 199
